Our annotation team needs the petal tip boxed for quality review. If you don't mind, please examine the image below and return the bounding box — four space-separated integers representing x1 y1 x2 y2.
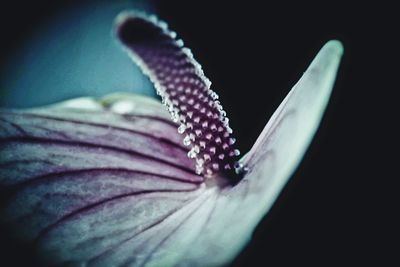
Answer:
324 40 344 57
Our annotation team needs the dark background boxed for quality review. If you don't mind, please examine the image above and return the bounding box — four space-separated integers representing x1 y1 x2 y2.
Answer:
0 0 397 266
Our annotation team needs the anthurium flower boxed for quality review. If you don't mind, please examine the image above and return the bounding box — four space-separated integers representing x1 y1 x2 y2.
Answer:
0 11 343 267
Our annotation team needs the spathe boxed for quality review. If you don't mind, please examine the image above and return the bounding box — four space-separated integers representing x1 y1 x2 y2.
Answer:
0 11 343 267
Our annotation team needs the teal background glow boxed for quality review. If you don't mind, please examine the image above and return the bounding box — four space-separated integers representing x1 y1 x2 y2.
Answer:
0 1 154 108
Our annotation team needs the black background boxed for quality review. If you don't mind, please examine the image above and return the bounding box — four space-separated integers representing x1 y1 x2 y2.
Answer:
0 0 397 266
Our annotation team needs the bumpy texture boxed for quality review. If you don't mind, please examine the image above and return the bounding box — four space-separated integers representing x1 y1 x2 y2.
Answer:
115 12 240 177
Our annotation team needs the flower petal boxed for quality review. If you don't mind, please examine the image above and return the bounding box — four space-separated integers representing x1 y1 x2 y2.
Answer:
0 35 343 267
244 40 343 184
210 41 344 257
0 94 205 265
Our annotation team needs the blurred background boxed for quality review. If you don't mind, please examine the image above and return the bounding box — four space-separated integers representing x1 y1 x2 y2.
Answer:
0 0 397 266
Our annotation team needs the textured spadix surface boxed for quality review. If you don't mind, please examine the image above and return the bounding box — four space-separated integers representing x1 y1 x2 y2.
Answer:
0 11 343 267
115 12 241 177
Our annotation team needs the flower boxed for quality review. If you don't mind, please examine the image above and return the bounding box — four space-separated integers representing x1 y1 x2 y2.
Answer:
0 11 343 267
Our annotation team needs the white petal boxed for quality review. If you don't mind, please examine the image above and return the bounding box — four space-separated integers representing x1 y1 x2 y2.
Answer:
237 40 344 230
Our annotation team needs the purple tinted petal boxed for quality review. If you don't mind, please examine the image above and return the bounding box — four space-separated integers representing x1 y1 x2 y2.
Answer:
0 96 202 186
0 26 343 267
87 188 215 267
0 95 206 265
